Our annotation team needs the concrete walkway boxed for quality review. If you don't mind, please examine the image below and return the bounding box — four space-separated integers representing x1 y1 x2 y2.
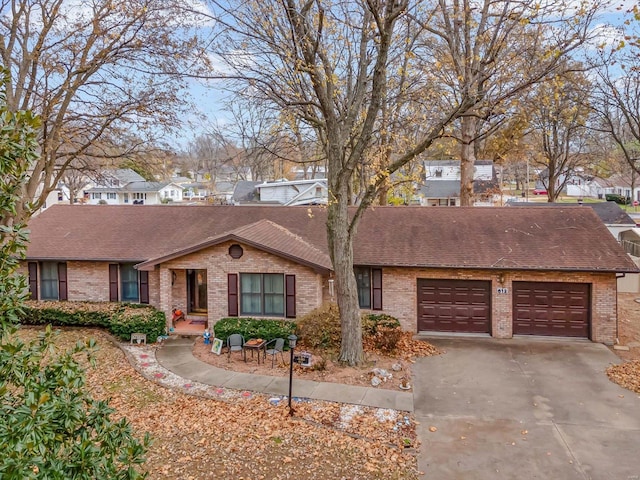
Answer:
155 336 414 412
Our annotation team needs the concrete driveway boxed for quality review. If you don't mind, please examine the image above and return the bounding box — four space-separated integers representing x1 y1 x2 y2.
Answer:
412 338 640 480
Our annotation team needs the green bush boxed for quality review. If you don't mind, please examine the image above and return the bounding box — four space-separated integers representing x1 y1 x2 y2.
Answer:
0 326 149 479
213 317 296 347
605 193 630 205
20 301 166 343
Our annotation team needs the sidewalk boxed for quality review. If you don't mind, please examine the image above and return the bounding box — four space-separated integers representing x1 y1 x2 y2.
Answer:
152 336 414 412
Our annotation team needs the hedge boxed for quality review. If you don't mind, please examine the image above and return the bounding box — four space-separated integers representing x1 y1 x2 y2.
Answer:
213 317 297 348
19 301 167 343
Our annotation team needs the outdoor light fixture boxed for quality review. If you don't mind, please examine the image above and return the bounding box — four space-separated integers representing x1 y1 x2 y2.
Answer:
288 334 298 416
497 273 505 285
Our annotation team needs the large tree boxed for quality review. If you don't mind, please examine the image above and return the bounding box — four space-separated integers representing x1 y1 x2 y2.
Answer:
0 75 149 480
528 68 593 201
0 0 209 223
204 0 476 364
418 0 602 205
590 12 640 179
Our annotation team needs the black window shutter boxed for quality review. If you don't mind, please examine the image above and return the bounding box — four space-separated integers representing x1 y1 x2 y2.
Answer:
228 273 238 317
139 270 149 304
57 263 68 301
285 274 296 318
28 262 38 300
372 268 383 310
109 264 119 302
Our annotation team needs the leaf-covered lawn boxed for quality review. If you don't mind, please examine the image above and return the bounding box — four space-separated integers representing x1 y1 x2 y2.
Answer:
607 361 640 394
17 327 420 479
607 294 640 394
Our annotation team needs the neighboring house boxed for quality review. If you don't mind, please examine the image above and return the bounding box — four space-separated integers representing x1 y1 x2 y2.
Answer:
232 181 261 204
292 165 327 180
209 181 235 204
23 204 638 345
232 179 328 205
38 183 82 212
601 173 640 204
181 181 211 201
564 172 604 198
418 160 500 206
255 178 329 205
85 169 184 205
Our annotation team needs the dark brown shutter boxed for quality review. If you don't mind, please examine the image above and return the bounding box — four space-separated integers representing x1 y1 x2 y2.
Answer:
228 273 238 316
109 264 119 302
372 268 382 310
139 270 149 304
285 274 296 318
28 262 38 300
57 263 68 301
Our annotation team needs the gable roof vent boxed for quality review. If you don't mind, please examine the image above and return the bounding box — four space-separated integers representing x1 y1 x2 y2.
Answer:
229 244 244 259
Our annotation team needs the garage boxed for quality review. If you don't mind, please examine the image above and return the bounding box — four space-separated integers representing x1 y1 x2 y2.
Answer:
417 279 491 333
512 282 590 338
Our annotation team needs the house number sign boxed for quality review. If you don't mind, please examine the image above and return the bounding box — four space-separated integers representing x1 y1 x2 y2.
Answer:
497 287 509 294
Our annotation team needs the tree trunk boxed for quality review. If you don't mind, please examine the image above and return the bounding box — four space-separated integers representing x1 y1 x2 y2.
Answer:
459 116 476 206
327 165 364 366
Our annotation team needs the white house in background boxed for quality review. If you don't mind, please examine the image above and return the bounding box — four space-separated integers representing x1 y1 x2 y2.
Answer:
602 174 640 204
85 169 184 205
417 160 500 206
255 178 328 205
424 159 494 181
292 165 327 180
564 172 617 199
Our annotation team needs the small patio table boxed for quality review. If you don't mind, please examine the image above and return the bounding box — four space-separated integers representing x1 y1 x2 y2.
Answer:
243 338 267 364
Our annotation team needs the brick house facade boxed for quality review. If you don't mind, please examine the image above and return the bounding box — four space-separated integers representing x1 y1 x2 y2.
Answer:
23 205 638 344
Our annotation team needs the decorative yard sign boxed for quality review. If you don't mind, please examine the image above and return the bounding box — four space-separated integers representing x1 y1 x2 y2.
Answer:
497 287 509 294
211 338 223 355
293 351 312 367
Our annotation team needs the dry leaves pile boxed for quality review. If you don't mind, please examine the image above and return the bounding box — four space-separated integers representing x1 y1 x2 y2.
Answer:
16 327 420 479
607 294 640 393
607 361 640 394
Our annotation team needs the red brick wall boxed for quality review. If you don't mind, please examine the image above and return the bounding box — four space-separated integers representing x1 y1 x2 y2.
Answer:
20 257 619 344
378 267 618 344
157 241 324 330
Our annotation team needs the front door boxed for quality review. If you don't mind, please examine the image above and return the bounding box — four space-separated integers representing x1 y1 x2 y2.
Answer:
187 269 208 313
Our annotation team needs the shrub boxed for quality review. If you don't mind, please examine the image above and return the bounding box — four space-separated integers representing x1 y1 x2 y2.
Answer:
362 313 402 353
0 326 149 478
362 313 401 335
605 193 630 205
213 317 296 347
20 301 166 343
370 326 403 353
295 303 341 351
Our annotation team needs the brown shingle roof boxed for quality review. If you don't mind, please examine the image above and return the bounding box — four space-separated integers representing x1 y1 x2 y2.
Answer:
25 204 639 273
136 219 332 272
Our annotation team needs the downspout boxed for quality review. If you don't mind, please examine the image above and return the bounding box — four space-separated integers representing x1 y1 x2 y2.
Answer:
615 273 626 345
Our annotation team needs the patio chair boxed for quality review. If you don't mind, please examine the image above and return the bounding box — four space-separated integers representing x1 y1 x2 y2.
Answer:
227 334 245 361
264 337 285 368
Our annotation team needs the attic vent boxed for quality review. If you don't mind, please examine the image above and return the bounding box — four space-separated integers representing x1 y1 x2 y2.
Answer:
229 244 244 259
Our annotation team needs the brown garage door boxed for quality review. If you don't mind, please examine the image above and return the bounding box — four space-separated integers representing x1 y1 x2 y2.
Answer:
512 282 590 337
417 279 491 333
